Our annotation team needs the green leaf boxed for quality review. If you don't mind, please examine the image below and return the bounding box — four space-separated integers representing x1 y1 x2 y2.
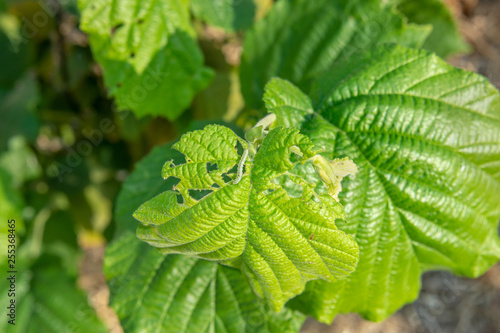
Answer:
115 142 183 235
240 0 432 110
191 0 256 32
0 136 41 188
78 0 214 120
0 259 106 333
396 0 470 58
110 135 306 332
264 45 500 322
134 124 359 311
263 77 313 129
0 73 39 151
106 232 305 333
115 123 240 232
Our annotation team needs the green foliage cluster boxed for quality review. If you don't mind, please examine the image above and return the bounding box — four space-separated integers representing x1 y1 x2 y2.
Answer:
1 0 499 332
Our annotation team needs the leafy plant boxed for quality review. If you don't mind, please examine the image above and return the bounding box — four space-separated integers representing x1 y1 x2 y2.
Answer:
109 139 306 332
133 123 360 311
2 0 499 332
266 44 500 321
123 43 500 326
105 0 498 330
79 0 214 119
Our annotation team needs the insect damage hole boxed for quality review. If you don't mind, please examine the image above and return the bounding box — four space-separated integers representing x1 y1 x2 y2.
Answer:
206 162 218 173
188 189 213 201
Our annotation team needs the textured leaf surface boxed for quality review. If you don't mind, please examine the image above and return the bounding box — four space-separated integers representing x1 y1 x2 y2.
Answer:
240 0 432 109
264 45 500 322
106 233 305 333
79 0 213 119
134 124 359 311
396 0 470 58
263 78 313 129
191 0 256 32
109 139 306 332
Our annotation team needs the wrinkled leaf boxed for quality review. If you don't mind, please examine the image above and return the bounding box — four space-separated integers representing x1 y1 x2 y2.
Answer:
106 232 305 333
134 124 359 311
263 77 313 128
264 45 500 322
110 136 306 332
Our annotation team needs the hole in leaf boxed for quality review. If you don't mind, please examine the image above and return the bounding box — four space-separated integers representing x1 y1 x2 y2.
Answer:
235 140 245 155
206 162 218 173
188 189 212 201
221 173 233 183
222 164 239 183
176 193 183 204
130 52 135 58
262 188 275 195
211 183 220 189
272 174 303 198
289 151 301 164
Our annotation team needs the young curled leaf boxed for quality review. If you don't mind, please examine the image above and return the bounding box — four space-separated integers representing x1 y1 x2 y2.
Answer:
134 124 359 311
311 155 358 200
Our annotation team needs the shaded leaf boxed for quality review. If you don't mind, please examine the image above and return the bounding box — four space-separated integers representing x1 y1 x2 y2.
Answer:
0 11 33 89
0 259 106 333
79 0 213 120
0 168 25 262
0 73 39 151
240 0 432 109
396 0 470 58
0 136 41 187
191 0 256 32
